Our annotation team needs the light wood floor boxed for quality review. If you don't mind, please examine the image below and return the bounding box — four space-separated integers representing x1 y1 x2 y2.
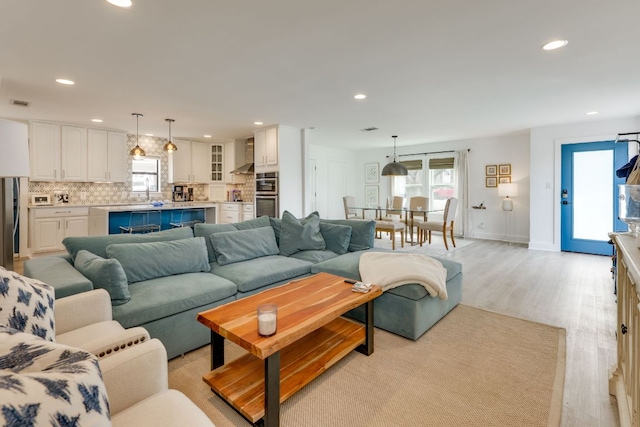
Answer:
441 238 619 427
12 240 618 426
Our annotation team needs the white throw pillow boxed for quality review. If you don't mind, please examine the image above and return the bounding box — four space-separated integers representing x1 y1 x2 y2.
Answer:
0 325 111 426
0 267 55 341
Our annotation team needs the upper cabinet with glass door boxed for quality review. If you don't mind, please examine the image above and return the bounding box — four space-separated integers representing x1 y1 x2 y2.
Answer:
210 143 224 183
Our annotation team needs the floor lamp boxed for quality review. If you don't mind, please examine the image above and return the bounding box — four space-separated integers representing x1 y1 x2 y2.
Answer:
499 183 518 243
0 119 29 271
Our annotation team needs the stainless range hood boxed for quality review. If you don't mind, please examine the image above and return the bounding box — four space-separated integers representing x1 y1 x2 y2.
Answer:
230 162 254 174
230 137 254 174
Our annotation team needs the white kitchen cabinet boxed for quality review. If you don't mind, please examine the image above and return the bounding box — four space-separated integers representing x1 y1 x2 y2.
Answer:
219 203 242 224
242 203 254 221
210 144 224 183
254 127 278 172
87 129 128 182
60 125 87 181
224 140 246 184
30 122 87 181
172 139 210 183
30 207 89 253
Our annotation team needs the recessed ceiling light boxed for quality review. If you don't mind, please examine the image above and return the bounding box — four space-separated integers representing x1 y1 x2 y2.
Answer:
91 118 103 123
354 94 367 100
542 40 568 51
145 133 153 136
254 121 263 125
586 111 599 115
204 135 212 138
55 79 75 85
106 0 132 8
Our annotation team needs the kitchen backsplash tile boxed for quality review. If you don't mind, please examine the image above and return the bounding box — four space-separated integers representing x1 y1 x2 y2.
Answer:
27 134 211 205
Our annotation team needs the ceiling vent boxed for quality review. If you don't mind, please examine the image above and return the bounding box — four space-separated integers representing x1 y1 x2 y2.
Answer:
360 127 379 132
10 99 30 107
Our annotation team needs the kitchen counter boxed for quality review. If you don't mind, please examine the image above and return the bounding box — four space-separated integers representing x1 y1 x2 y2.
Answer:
88 201 217 213
88 203 218 235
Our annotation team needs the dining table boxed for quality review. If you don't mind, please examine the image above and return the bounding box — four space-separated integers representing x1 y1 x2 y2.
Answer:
351 206 443 245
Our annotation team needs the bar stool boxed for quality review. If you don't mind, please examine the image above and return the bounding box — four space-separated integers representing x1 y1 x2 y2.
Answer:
119 211 161 234
170 208 204 228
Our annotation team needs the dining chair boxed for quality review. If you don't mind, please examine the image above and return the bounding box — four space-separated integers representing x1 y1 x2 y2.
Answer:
402 196 429 240
380 196 404 221
343 196 363 219
418 197 458 250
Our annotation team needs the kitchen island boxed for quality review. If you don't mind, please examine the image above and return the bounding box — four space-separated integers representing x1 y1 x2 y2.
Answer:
88 202 218 235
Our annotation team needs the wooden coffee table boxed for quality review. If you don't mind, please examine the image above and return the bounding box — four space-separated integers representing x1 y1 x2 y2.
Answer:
197 272 382 427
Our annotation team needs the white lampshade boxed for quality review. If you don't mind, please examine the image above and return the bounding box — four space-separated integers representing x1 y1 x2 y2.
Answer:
499 183 518 211
0 119 29 177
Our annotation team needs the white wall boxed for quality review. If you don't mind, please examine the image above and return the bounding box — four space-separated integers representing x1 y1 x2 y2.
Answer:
349 133 531 243
529 116 640 251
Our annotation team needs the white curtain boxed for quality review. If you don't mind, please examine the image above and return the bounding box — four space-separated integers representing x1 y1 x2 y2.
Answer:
454 149 469 237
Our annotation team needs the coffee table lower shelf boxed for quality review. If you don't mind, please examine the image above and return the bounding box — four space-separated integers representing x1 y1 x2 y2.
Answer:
203 316 365 424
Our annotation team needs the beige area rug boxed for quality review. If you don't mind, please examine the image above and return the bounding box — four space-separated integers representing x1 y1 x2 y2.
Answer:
168 305 565 427
374 231 475 256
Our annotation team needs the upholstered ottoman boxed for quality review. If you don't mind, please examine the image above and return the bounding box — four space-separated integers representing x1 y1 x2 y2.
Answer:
311 251 463 340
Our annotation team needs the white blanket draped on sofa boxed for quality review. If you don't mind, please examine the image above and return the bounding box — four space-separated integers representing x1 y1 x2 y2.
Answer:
359 252 448 300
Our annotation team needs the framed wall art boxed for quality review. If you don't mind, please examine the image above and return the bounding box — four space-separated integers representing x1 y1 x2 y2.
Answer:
499 164 511 175
486 165 497 176
365 185 379 206
365 162 379 184
499 176 511 184
486 177 497 188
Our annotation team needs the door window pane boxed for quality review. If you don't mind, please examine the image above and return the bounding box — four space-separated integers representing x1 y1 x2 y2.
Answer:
429 168 454 210
573 150 612 241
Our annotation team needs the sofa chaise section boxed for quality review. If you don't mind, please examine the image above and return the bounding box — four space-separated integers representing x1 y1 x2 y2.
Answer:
312 250 463 340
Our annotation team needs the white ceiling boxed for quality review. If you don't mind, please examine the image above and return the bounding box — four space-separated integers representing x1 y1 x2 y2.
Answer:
1 0 639 150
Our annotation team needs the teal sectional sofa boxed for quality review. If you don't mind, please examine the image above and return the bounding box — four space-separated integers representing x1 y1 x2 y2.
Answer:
24 213 462 359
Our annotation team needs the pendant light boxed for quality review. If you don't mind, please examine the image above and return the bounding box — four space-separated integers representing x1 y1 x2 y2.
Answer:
381 135 408 176
163 118 178 152
129 113 146 159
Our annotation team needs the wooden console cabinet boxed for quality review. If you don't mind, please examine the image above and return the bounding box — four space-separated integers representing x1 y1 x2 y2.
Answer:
611 233 640 427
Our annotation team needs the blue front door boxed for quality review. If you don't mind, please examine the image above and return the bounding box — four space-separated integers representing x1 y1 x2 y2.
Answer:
560 141 627 255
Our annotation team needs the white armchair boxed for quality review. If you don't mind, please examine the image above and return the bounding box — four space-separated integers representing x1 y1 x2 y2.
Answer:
101 338 215 426
55 288 150 358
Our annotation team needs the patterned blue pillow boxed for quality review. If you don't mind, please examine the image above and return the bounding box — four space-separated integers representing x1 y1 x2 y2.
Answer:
0 325 111 426
0 267 55 341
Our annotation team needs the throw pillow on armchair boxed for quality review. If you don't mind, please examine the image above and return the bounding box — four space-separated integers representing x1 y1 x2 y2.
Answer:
0 325 111 426
0 266 56 341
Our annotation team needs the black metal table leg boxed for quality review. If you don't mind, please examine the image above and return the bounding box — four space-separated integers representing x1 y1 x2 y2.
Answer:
263 351 280 427
211 330 225 370
356 299 374 355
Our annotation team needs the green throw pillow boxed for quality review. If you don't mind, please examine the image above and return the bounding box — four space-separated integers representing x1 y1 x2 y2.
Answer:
74 250 130 305
319 222 352 255
279 211 326 256
233 215 271 230
63 226 194 261
106 237 210 283
194 223 237 263
210 226 279 266
320 219 375 251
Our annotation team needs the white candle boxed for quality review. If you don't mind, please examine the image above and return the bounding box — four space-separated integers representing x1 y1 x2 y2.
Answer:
258 312 277 336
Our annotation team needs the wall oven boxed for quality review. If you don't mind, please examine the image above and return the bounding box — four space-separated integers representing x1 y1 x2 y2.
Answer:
256 172 278 194
255 172 279 217
255 195 279 218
